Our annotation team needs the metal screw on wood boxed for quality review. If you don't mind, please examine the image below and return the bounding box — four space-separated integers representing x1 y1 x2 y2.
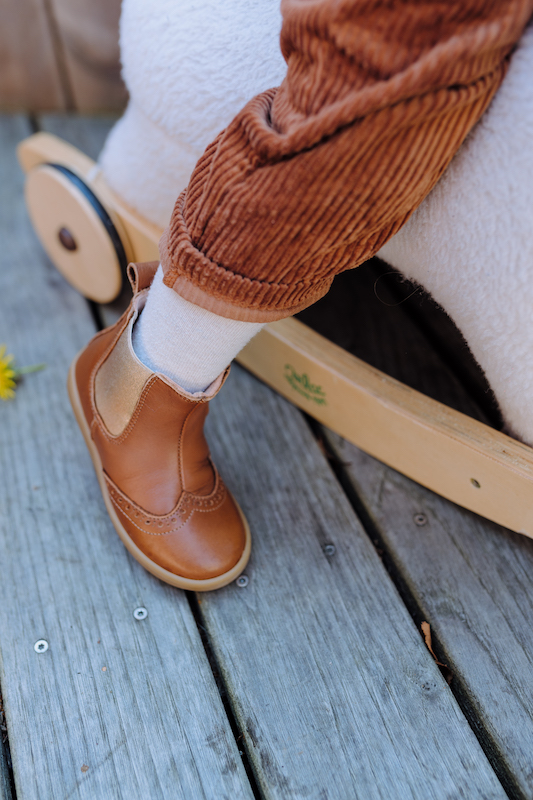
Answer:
236 575 249 588
323 544 336 556
34 640 48 653
133 607 148 620
470 478 481 488
414 514 427 526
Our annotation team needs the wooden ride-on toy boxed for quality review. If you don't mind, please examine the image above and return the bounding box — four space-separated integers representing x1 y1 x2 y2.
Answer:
18 131 533 539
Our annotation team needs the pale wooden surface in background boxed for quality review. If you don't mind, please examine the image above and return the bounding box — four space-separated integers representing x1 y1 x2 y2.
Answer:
0 0 126 111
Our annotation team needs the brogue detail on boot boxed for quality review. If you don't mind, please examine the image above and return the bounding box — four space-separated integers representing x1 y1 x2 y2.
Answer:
67 261 251 590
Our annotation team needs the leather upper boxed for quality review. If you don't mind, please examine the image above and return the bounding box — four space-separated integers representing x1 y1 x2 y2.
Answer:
74 262 247 581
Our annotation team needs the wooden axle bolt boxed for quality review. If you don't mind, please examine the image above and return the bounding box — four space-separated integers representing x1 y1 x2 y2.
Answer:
24 161 126 303
58 227 78 252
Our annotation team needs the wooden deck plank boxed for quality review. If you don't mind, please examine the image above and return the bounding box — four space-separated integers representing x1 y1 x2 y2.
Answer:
310 270 533 796
39 112 118 160
322 431 533 798
1 113 254 799
301 251 533 795
310 275 533 798
198 366 507 799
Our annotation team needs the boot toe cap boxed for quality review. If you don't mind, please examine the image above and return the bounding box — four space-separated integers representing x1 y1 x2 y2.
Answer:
109 480 249 583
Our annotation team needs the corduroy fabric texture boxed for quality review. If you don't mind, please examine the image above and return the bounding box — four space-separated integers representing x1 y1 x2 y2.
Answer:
160 0 533 322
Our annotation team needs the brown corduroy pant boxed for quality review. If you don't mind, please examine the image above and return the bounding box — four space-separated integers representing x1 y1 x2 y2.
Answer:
160 0 533 323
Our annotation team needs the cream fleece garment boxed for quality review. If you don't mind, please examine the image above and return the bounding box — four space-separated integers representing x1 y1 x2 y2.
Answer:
99 0 286 228
132 267 264 393
379 23 533 444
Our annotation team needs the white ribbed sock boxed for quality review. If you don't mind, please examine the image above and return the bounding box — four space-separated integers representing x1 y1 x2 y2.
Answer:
132 266 264 393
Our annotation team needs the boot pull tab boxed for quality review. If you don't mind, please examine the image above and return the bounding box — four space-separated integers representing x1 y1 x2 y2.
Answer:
127 261 160 294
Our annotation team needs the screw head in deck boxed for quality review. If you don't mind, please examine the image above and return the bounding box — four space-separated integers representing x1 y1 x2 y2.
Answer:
34 640 48 653
414 514 427 526
236 575 249 588
323 544 336 556
133 607 148 620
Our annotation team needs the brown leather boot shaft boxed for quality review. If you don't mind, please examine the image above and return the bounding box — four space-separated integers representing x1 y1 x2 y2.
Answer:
93 376 213 516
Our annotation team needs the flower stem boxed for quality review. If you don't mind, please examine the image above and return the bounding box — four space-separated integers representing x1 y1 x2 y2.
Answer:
14 363 46 376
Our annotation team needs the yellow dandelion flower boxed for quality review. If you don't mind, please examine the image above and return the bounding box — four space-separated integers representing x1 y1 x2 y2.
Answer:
0 345 46 401
0 346 16 401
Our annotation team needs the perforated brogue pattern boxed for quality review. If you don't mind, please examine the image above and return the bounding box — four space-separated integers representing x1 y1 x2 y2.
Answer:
105 472 227 536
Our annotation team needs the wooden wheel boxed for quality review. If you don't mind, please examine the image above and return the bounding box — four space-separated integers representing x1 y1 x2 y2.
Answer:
25 163 126 303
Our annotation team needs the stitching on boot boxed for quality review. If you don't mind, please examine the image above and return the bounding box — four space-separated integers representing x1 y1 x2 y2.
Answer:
178 403 214 495
104 471 226 536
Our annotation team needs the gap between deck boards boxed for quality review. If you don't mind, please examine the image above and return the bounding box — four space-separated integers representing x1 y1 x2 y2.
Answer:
309 419 523 800
80 295 264 800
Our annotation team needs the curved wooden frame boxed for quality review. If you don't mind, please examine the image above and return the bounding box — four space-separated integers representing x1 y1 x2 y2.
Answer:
17 131 533 538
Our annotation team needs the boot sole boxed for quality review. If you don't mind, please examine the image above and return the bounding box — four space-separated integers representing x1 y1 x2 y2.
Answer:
67 351 252 591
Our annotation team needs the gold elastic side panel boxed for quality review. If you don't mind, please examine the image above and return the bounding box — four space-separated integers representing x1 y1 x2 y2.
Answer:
94 322 151 436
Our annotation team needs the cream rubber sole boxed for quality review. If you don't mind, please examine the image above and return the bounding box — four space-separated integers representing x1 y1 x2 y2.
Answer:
67 351 251 591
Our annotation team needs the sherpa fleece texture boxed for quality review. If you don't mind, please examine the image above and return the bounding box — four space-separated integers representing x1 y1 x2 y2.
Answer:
99 0 286 228
159 0 533 321
379 23 533 445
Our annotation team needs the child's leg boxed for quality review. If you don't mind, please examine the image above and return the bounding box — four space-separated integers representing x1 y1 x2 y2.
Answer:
132 266 263 393
72 0 533 587
159 1 529 323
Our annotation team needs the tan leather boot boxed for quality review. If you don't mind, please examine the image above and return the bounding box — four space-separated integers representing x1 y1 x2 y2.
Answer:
67 261 251 590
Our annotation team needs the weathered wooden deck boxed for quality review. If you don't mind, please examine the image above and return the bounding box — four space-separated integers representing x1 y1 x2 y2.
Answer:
2 113 533 800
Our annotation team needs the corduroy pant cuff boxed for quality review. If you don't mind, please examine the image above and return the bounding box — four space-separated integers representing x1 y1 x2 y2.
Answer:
159 194 333 323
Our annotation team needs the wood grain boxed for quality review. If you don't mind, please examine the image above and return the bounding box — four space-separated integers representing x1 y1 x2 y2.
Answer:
49 0 127 112
322 430 533 798
199 365 507 799
309 246 533 796
0 113 254 799
0 0 65 110
240 316 533 538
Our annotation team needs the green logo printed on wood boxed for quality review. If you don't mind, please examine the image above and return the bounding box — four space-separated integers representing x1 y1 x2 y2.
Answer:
284 364 327 405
